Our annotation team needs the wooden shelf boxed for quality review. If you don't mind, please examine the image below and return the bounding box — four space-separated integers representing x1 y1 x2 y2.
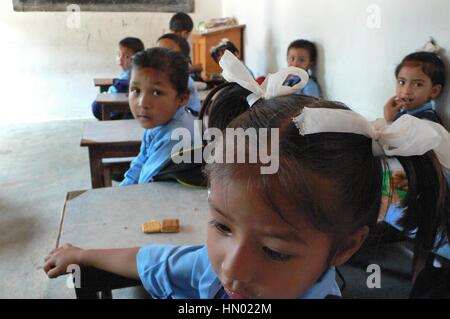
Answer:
192 25 245 80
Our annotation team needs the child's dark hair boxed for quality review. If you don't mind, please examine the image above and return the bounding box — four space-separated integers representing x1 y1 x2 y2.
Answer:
169 12 194 33
210 39 239 63
199 82 251 132
395 52 446 89
287 39 318 65
204 92 450 259
119 37 145 54
158 33 190 59
131 47 189 97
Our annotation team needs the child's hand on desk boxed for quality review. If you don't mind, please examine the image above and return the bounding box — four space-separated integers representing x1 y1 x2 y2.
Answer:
44 243 83 278
384 96 406 122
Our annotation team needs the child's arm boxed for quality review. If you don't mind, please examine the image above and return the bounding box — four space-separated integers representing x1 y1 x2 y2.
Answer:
44 243 140 280
384 96 406 122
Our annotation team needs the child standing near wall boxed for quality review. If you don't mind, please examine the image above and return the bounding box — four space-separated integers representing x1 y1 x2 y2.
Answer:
284 39 321 97
157 33 201 115
44 53 450 299
119 47 198 186
384 40 446 124
169 12 203 77
91 37 145 120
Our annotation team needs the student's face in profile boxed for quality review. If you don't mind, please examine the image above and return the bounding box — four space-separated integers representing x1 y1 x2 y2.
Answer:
206 177 334 299
157 38 181 53
287 48 313 71
117 45 135 70
395 65 442 111
128 67 188 129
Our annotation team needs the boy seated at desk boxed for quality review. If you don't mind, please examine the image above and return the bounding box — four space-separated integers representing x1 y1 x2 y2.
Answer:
120 47 200 186
92 37 145 121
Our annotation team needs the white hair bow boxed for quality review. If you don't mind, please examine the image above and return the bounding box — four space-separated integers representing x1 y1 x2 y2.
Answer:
419 37 442 54
219 50 309 106
293 107 450 169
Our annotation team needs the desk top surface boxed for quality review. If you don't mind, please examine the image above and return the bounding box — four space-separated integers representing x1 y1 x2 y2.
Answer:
57 183 209 249
193 24 245 37
96 93 129 104
81 119 144 146
94 78 114 86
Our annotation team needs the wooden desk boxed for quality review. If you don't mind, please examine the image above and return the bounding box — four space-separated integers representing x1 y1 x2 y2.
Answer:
81 120 144 188
94 78 114 93
95 93 130 121
192 25 245 80
56 183 209 298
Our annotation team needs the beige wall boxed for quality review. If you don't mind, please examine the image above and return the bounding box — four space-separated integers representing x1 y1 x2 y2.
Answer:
222 0 450 127
0 0 222 123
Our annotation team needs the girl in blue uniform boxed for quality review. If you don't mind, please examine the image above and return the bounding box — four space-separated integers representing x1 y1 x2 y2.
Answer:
384 41 446 124
44 53 450 299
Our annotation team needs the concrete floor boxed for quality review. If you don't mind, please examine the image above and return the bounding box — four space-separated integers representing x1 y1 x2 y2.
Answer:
0 120 92 298
0 120 413 298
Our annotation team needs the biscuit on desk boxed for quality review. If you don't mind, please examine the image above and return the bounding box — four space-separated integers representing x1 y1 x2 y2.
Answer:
142 220 161 233
161 219 180 233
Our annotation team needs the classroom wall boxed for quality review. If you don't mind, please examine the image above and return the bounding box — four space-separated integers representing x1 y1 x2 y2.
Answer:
0 0 222 123
222 0 450 127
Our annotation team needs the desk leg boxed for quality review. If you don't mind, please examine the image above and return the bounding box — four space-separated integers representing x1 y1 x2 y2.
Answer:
88 147 104 188
101 104 111 121
75 266 142 299
75 287 101 299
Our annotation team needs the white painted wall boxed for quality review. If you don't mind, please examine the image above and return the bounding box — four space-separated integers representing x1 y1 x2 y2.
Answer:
0 0 222 123
2 0 449 126
222 0 450 127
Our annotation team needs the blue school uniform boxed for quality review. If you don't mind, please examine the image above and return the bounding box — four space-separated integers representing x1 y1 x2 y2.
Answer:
120 106 197 186
185 76 201 114
108 69 130 93
137 244 341 299
284 75 321 97
395 100 442 124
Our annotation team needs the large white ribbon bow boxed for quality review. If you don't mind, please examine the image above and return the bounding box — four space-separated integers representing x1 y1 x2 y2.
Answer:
219 50 309 106
293 107 450 169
